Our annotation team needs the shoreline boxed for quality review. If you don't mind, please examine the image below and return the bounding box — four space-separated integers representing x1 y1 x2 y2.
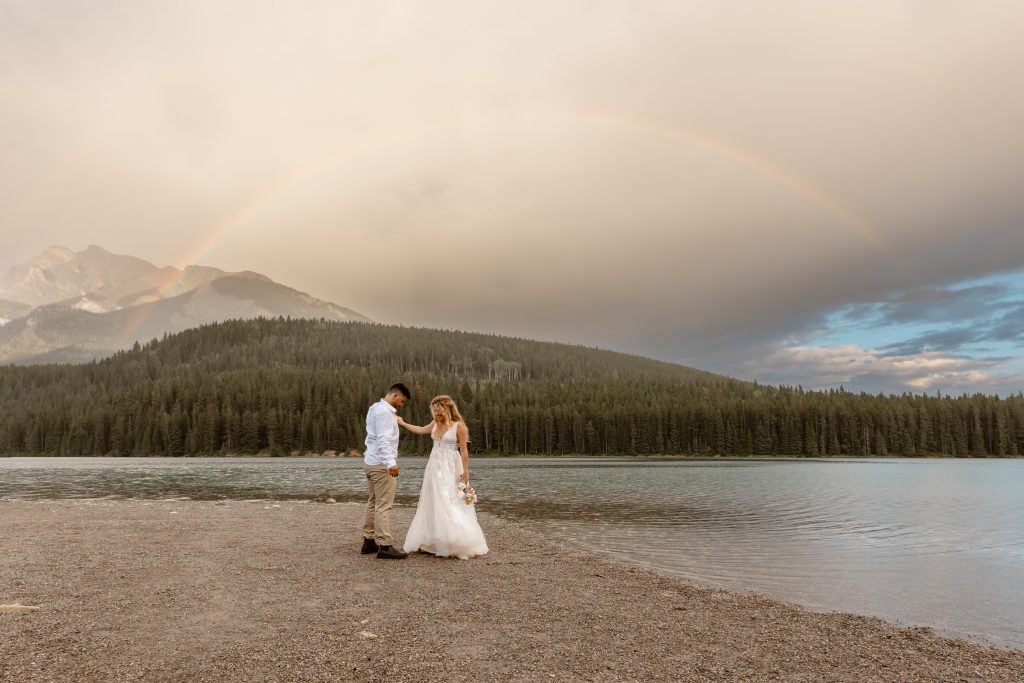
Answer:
2 500 1022 681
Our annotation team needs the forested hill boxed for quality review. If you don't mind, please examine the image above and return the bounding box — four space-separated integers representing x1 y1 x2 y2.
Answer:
1 318 1022 457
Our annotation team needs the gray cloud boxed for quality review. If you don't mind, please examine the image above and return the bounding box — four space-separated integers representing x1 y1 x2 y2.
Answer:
2 1 1023 391
864 285 1014 326
877 328 981 357
989 305 1024 342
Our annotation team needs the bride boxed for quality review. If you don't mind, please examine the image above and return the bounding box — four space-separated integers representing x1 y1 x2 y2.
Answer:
398 395 488 559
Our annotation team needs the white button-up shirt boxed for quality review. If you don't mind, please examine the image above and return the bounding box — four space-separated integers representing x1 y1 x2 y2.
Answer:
364 399 399 468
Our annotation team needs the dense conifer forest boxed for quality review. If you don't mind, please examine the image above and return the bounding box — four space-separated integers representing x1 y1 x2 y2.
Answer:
1 318 1021 457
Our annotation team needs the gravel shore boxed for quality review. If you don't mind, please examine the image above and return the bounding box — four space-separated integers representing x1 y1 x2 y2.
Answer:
1 500 1022 682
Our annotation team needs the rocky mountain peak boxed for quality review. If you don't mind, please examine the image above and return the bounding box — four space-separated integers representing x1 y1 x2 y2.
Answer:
0 245 371 363
0 245 158 307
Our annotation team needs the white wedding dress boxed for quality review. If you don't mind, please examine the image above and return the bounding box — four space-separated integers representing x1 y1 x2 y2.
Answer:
403 422 488 559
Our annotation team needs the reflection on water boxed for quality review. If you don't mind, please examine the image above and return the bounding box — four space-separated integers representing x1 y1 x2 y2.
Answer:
1 456 1022 649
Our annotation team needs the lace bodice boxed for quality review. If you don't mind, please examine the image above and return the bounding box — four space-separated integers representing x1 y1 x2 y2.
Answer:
432 422 459 448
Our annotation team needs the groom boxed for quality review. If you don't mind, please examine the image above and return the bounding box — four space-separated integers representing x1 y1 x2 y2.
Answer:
361 383 411 559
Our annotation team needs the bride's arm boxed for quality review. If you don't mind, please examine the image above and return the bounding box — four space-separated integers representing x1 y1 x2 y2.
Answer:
457 421 470 483
397 417 434 436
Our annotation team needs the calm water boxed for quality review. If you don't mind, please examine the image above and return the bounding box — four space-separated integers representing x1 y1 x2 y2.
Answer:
1 456 1022 649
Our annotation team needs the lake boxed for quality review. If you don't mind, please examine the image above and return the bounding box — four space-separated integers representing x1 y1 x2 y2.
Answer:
1 456 1021 649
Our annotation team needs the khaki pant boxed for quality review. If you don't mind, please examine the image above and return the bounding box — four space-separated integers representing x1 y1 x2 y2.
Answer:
362 464 397 546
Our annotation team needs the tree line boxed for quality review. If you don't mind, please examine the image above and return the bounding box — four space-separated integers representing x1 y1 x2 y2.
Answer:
1 317 1022 457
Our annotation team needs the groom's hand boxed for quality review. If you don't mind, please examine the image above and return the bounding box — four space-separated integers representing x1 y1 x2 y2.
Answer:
388 466 400 478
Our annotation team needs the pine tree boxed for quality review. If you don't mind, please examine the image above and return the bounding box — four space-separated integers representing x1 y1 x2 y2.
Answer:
2 318 1022 458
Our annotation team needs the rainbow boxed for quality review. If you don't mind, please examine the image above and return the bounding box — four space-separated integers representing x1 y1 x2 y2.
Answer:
118 108 881 345
577 110 882 251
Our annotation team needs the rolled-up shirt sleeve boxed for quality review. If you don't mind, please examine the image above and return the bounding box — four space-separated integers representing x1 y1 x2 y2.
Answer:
372 409 398 468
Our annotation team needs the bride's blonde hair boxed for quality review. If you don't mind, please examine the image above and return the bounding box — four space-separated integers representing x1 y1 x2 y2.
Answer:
430 395 463 424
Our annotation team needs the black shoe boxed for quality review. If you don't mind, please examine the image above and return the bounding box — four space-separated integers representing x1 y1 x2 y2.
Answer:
361 538 380 555
376 545 408 560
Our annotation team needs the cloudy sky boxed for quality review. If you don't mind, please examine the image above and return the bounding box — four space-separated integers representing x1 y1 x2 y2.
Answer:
2 1 1022 394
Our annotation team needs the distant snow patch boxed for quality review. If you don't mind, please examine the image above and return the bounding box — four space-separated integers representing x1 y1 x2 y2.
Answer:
72 297 112 313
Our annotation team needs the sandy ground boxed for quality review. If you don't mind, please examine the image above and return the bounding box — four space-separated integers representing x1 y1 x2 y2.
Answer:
1 500 1022 682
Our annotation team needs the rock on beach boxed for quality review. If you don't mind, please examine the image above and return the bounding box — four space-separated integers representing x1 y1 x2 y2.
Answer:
1 500 1022 682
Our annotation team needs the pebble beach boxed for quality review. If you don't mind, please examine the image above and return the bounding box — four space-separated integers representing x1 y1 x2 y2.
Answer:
2 499 1023 682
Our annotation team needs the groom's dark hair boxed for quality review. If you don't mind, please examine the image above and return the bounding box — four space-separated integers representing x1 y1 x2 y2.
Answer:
389 383 412 400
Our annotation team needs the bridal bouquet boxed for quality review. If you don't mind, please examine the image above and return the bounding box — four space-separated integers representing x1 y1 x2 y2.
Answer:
456 480 478 505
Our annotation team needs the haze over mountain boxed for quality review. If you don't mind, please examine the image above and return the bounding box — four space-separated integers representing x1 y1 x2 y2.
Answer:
0 245 370 364
3 3 1022 393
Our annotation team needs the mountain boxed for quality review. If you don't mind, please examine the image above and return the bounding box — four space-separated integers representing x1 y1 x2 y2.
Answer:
0 246 370 363
0 245 159 307
0 298 32 326
0 317 1019 457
